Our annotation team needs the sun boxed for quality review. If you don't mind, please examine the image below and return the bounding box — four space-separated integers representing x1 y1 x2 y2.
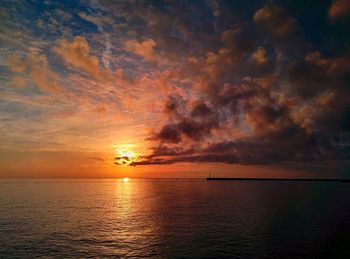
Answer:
117 149 135 158
122 177 129 182
115 148 138 166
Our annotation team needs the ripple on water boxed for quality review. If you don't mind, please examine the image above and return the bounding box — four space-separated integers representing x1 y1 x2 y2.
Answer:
0 179 350 258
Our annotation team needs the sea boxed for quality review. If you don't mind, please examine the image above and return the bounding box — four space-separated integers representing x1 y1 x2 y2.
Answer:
1 178 350 258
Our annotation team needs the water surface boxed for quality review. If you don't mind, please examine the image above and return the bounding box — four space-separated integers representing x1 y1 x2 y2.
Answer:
1 179 350 258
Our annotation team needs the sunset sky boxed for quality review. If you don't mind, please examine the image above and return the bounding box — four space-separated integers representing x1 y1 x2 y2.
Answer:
1 0 350 178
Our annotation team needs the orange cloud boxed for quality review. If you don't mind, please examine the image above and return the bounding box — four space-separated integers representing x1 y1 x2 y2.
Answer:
7 55 26 73
204 48 235 78
53 36 100 78
304 52 329 67
291 90 337 133
251 47 269 66
125 38 157 61
329 0 350 19
7 51 60 93
254 4 296 39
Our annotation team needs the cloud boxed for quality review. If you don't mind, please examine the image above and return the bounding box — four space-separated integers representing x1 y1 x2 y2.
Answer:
204 48 236 78
52 36 100 78
125 39 157 61
253 4 297 39
115 155 133 166
131 153 239 166
131 134 324 166
221 27 255 53
78 12 113 27
126 2 350 166
1 0 350 170
251 47 269 66
90 156 105 161
153 124 182 143
6 51 61 93
328 0 350 19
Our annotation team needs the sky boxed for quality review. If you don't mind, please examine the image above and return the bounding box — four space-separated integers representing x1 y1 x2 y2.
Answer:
0 0 350 178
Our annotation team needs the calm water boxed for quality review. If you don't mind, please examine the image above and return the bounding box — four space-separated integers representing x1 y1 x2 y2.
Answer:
1 179 350 258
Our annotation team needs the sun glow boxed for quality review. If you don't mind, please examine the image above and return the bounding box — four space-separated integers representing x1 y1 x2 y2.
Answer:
122 177 129 182
115 147 139 166
117 149 135 158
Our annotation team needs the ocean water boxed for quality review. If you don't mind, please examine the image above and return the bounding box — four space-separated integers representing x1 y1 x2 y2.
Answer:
1 179 350 258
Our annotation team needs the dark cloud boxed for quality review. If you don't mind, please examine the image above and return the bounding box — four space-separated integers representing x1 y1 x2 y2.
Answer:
134 130 350 165
221 26 256 54
285 60 329 99
90 157 105 161
178 118 219 140
126 1 350 166
153 124 182 144
115 155 133 166
152 116 219 143
164 94 187 118
131 154 239 166
190 101 213 118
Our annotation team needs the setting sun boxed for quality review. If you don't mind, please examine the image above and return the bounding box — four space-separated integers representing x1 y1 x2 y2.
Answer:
115 148 138 166
117 149 134 158
122 177 129 182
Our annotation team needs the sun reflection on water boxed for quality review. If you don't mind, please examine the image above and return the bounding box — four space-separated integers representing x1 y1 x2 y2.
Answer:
112 179 164 256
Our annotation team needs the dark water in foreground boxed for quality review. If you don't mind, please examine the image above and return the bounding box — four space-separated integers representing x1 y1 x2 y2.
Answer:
1 179 350 258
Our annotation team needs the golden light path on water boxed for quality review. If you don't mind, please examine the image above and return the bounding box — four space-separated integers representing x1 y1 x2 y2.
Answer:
112 178 164 257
